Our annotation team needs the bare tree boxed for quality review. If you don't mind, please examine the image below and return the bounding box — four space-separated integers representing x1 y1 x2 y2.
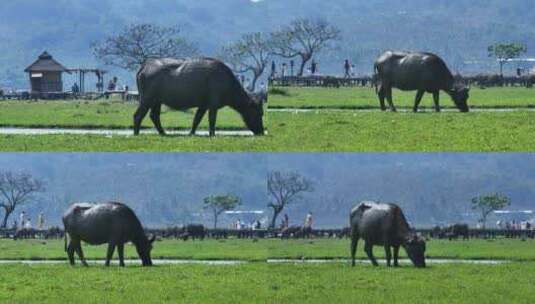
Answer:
203 194 241 229
92 23 199 71
0 171 45 228
267 171 314 229
220 32 271 91
270 18 341 76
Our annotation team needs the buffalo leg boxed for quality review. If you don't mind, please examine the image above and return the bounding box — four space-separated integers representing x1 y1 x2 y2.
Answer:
413 90 425 112
190 107 207 135
133 104 150 135
432 91 441 112
67 241 76 265
350 235 359 267
393 245 400 267
384 245 392 267
364 242 378 266
105 243 116 267
208 108 218 137
73 241 88 267
149 104 166 135
377 85 386 111
385 86 396 112
117 243 125 267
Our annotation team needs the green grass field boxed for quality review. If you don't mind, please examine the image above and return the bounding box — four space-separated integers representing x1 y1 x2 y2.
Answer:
1 96 535 151
1 238 534 261
268 86 535 109
1 238 535 303
2 263 534 303
0 99 249 130
1 111 533 151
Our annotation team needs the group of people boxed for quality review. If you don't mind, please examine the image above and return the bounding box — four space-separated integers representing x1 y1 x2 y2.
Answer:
497 220 533 231
269 59 355 78
280 212 314 230
13 211 45 231
233 219 262 230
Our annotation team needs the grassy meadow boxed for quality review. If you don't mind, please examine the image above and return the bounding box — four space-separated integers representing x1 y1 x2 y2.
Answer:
268 86 535 109
1 93 535 151
1 111 534 152
1 238 534 261
0 99 248 130
0 238 534 303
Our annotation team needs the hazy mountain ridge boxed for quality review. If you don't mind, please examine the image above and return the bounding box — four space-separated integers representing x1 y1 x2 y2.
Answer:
1 0 534 87
0 153 268 227
268 154 535 228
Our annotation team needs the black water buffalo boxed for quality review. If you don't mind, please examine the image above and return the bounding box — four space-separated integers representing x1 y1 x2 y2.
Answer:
374 51 470 112
446 223 469 240
280 226 312 239
180 224 206 241
62 202 155 267
135 57 265 136
350 201 426 268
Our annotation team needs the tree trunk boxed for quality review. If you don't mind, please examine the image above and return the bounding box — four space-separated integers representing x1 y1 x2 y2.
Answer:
297 60 307 77
1 209 12 228
213 210 218 229
250 74 259 92
270 208 282 229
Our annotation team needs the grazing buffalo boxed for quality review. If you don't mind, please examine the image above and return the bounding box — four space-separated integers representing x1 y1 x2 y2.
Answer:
280 226 312 239
181 224 206 241
62 202 155 267
374 51 470 112
446 223 469 240
135 57 265 136
350 201 426 268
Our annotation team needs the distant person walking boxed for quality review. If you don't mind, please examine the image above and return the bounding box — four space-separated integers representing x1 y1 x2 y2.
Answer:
344 59 352 78
37 212 45 230
270 60 276 78
310 60 318 75
281 63 287 77
304 212 313 229
24 218 32 230
281 213 289 229
19 211 26 230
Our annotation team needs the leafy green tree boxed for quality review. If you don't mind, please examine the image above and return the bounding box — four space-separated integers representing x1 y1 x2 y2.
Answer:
471 193 511 228
488 43 527 76
203 194 241 228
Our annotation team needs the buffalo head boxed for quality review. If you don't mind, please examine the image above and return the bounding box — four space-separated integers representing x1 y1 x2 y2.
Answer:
136 234 156 266
449 84 470 112
404 233 426 268
242 93 265 136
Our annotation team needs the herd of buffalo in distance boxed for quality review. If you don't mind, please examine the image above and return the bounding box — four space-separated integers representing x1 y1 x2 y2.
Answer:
133 51 471 136
62 200 427 268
